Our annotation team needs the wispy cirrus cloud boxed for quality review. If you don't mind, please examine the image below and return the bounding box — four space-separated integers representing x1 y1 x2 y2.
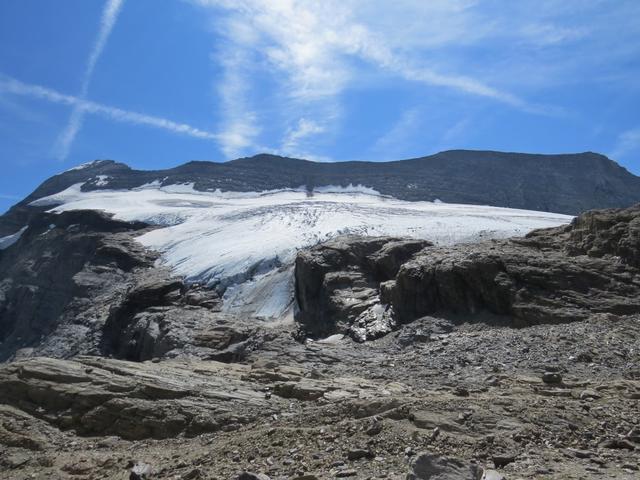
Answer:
0 74 219 141
190 0 577 158
282 118 326 152
371 109 422 158
53 0 125 160
611 127 640 161
214 45 261 158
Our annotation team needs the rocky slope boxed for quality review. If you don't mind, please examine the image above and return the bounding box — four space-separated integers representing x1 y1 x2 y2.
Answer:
0 314 638 479
1 198 640 477
0 209 251 362
2 150 639 237
296 204 640 341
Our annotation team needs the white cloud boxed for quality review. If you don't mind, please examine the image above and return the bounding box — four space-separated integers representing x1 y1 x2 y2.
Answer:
371 109 421 158
0 75 219 141
54 0 125 160
190 0 576 157
611 127 640 160
442 117 470 144
282 118 326 151
214 46 261 158
192 1 546 105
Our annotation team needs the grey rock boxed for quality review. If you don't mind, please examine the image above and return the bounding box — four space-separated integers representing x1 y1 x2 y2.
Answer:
0 356 272 440
183 469 202 480
391 204 640 328
492 454 516 469
237 473 271 480
295 236 430 338
407 452 481 479
542 372 563 385
294 205 640 342
0 210 264 363
347 448 374 460
565 448 595 459
334 470 357 478
599 438 636 450
0 210 154 361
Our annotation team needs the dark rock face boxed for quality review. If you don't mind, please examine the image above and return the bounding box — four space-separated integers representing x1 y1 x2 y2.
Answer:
3 150 640 236
0 210 154 361
565 205 640 267
294 236 431 340
393 204 640 326
295 205 640 335
0 209 259 362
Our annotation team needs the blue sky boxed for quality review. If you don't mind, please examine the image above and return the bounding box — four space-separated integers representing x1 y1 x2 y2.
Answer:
0 0 639 213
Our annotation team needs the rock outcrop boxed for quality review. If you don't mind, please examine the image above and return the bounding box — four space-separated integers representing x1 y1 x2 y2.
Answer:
0 209 256 362
0 209 155 361
407 452 482 480
392 204 640 326
294 236 430 340
295 205 640 335
0 356 273 440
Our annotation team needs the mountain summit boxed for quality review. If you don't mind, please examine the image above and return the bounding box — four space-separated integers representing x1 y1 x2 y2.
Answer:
1 150 639 236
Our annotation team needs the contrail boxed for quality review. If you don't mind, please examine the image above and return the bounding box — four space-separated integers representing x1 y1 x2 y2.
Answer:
0 75 219 141
54 0 125 160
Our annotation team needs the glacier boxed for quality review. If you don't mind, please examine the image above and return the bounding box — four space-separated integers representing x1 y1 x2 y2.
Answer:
30 182 572 320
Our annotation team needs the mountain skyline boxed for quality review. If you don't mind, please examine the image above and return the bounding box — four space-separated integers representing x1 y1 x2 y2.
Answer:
2 151 639 236
1 1 639 213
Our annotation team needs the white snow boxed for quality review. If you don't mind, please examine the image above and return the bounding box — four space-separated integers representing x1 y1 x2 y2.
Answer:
65 160 108 172
94 175 110 186
134 180 163 190
312 184 382 196
30 183 572 320
0 226 27 250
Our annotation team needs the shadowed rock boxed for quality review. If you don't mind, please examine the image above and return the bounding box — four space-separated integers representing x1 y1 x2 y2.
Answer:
294 236 430 340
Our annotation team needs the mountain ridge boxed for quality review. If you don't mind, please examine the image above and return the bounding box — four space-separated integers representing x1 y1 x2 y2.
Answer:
1 149 639 236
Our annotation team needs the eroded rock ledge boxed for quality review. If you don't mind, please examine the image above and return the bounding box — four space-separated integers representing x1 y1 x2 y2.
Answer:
295 204 640 339
0 210 255 362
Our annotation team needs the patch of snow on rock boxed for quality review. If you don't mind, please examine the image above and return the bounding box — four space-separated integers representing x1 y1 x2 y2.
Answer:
0 226 27 250
94 175 110 186
312 184 381 196
65 160 108 172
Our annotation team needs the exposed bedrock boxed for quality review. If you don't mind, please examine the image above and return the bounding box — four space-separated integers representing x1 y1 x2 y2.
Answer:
0 209 259 362
294 205 640 337
294 236 432 340
0 356 274 440
0 209 155 361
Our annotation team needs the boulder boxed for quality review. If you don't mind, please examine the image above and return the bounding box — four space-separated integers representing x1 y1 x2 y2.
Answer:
406 452 481 480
